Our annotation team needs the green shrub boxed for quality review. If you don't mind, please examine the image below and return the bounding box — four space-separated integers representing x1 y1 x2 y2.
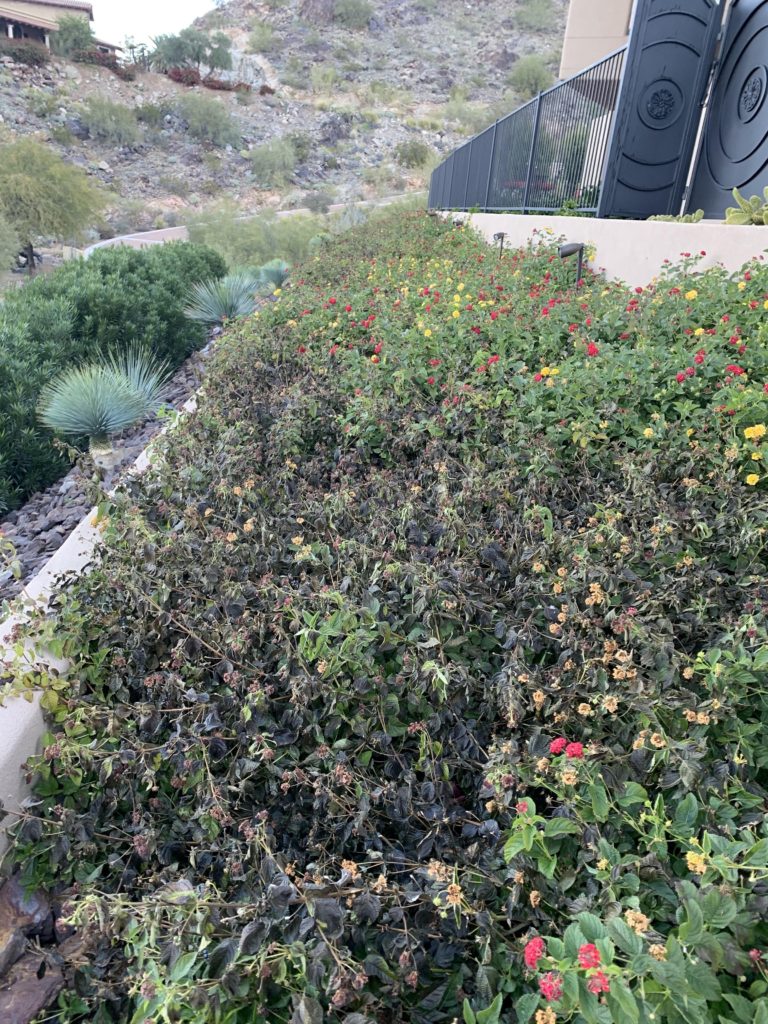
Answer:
0 243 225 509
136 103 168 128
0 210 19 270
78 98 141 146
310 64 337 93
512 0 556 32
333 0 373 28
0 40 49 65
248 21 280 52
50 125 75 146
176 93 241 147
507 53 554 99
303 190 335 213
7 214 768 1023
187 203 323 266
249 138 297 187
50 13 94 57
394 139 434 168
25 88 60 118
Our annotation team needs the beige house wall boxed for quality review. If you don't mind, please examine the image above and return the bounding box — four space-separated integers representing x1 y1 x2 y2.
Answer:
2 0 89 24
560 0 634 78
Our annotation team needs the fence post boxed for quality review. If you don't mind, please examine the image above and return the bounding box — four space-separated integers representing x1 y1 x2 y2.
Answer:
446 155 456 209
522 96 542 213
463 140 473 210
483 120 499 211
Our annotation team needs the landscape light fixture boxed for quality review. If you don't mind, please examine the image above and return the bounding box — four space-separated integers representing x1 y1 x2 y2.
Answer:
558 242 585 287
493 231 508 255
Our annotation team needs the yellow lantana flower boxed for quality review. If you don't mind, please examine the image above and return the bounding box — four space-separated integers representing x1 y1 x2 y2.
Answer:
744 424 766 440
685 289 698 300
746 474 760 486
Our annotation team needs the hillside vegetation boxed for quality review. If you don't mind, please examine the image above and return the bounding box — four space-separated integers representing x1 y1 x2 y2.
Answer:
0 0 566 233
6 212 767 1024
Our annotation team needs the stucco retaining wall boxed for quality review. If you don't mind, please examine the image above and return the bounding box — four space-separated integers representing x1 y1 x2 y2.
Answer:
459 214 768 287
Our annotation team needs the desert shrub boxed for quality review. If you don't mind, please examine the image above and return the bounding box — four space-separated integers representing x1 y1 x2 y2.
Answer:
78 98 140 147
50 13 94 57
50 125 75 146
176 93 241 147
288 132 312 164
6 214 768 1024
444 88 493 133
334 0 373 28
0 40 49 66
202 77 235 91
513 0 556 32
72 49 137 80
25 89 60 118
0 242 225 508
187 203 322 266
0 210 19 270
167 66 202 86
249 137 297 187
303 190 335 213
507 53 554 99
135 103 167 127
248 21 281 52
394 138 434 168
310 64 337 93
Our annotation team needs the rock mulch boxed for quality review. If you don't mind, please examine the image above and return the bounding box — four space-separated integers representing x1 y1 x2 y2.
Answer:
0 339 217 607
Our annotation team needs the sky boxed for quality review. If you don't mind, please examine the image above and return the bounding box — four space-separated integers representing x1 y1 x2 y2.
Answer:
92 0 214 48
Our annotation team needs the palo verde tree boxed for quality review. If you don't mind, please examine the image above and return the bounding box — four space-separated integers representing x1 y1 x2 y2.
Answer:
50 13 94 58
0 140 104 272
151 27 232 74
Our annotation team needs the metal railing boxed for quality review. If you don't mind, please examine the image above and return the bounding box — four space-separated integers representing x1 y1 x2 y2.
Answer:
428 47 627 215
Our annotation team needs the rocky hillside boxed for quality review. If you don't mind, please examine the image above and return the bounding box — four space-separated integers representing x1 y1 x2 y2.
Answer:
0 0 566 234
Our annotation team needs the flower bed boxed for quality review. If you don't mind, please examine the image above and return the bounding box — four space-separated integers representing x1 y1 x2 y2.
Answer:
4 213 767 1024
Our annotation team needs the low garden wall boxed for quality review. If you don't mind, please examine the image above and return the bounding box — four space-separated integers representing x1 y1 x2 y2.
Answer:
0 398 197 855
458 213 768 286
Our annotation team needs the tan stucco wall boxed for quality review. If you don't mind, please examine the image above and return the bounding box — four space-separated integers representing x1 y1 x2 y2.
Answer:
560 0 633 78
456 213 768 288
2 0 88 24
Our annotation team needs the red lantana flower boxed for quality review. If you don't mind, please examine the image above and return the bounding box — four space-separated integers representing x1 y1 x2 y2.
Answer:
578 944 601 969
587 971 611 995
539 972 563 1002
565 742 584 759
586 342 599 357
524 937 546 969
549 737 567 755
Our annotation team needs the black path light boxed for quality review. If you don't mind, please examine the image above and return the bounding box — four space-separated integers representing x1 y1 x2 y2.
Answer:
493 231 508 256
558 242 585 287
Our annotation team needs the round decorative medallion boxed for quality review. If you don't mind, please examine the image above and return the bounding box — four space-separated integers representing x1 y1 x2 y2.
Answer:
647 88 676 121
738 66 767 123
638 79 684 129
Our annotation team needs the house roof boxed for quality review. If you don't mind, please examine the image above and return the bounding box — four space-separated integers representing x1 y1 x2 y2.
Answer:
24 0 93 14
0 3 58 30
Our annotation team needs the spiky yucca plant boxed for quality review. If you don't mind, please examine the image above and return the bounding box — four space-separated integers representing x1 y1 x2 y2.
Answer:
257 259 291 291
38 348 170 459
184 270 260 326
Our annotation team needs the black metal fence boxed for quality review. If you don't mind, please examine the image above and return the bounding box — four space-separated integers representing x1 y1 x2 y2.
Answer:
428 48 627 214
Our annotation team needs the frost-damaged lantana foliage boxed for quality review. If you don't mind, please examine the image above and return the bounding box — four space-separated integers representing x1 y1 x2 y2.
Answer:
6 214 768 1024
